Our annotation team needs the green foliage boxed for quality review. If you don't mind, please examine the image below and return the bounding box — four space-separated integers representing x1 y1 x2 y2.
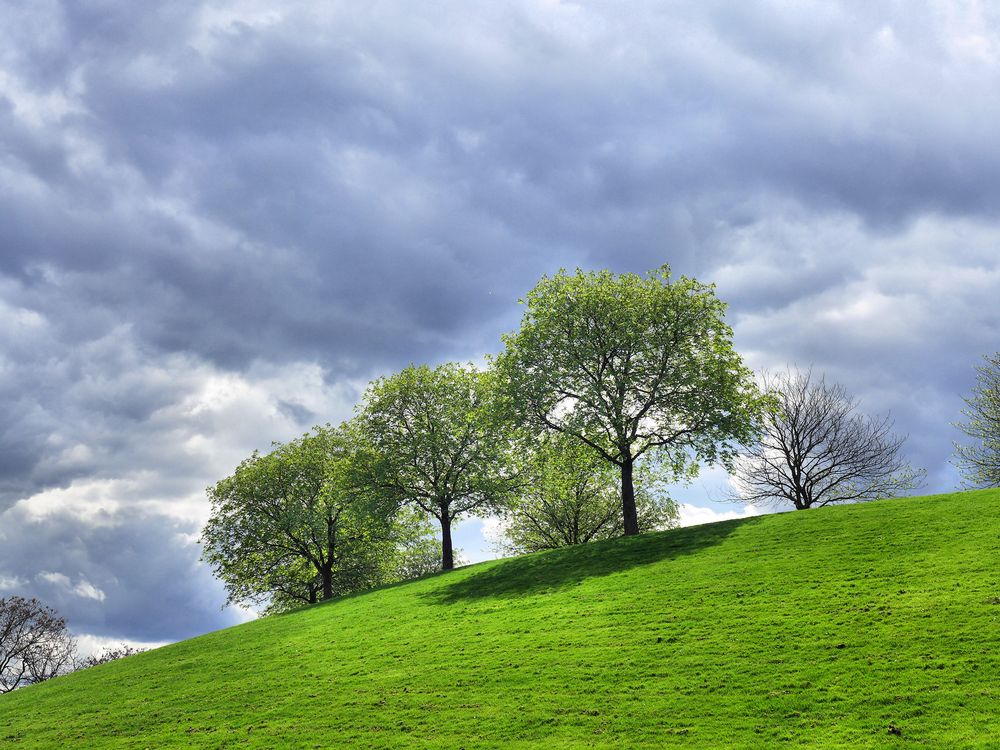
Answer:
495 265 764 533
200 423 398 612
500 432 679 554
389 508 443 580
6 490 1000 748
359 362 519 569
953 352 1000 488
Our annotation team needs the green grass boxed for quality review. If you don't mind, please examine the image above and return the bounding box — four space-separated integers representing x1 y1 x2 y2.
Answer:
3 490 1000 748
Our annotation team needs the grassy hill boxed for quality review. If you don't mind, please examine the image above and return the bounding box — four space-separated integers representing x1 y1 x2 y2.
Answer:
3 490 1000 748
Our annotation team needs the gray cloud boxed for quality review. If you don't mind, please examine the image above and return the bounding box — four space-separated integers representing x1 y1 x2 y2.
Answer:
2 0 1000 641
0 503 241 642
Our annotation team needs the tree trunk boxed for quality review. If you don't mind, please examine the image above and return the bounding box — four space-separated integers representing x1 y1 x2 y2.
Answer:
321 562 334 600
322 514 336 599
621 458 639 536
440 506 454 571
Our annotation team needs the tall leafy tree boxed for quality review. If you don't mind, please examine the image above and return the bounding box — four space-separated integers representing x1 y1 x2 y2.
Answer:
495 266 764 535
500 432 678 555
359 362 519 571
201 423 398 613
953 353 1000 488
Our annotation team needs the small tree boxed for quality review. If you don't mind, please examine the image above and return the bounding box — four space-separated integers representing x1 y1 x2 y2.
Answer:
0 597 76 693
391 509 445 580
360 363 519 571
501 433 679 555
202 423 398 613
953 353 1000 488
732 368 924 509
495 266 764 535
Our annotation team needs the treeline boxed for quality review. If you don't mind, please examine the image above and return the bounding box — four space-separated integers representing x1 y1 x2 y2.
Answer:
201 265 753 612
200 265 998 614
6 266 998 692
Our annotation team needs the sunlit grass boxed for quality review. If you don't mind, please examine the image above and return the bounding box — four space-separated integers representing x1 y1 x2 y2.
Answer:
4 489 1000 748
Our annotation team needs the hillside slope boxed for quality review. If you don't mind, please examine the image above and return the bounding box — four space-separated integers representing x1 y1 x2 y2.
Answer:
3 490 1000 748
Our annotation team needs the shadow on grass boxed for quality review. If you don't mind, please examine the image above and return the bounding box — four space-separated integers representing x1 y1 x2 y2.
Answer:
271 566 457 618
427 515 764 604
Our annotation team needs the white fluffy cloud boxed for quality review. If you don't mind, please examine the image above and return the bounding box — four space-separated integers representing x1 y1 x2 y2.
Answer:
678 503 766 528
37 572 106 602
0 347 365 640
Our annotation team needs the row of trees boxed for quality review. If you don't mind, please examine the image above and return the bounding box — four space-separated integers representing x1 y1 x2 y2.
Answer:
201 362 685 613
0 596 141 693
201 265 937 614
202 266 756 612
10 267 997 685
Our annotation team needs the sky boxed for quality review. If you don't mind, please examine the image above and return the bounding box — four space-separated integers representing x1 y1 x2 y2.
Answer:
2 0 1000 651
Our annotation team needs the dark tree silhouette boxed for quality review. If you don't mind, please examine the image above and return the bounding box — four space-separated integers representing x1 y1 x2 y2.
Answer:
733 368 923 509
0 597 76 693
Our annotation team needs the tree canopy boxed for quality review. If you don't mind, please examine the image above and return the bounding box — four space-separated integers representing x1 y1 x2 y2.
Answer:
494 265 764 535
499 432 678 555
360 362 520 570
201 423 401 612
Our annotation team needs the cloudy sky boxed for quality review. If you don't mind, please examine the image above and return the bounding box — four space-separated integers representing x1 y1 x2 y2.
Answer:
2 0 999 650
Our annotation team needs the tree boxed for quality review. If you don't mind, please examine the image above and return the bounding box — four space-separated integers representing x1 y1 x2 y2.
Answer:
390 508 445 580
201 423 398 613
494 266 764 536
953 353 1000 488
732 367 924 509
359 362 519 571
0 597 76 693
500 432 679 555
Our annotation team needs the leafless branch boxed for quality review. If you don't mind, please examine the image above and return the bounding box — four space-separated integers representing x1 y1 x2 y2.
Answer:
732 367 924 509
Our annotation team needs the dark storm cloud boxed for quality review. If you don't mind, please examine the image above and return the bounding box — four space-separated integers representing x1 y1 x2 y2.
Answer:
6 2 1000 367
0 503 241 641
2 0 1000 641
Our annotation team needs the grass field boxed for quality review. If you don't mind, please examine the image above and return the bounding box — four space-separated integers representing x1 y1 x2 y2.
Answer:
3 489 1000 748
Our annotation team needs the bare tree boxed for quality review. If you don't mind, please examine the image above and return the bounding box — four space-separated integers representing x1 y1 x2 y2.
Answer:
732 368 924 509
953 353 1000 488
0 597 76 693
